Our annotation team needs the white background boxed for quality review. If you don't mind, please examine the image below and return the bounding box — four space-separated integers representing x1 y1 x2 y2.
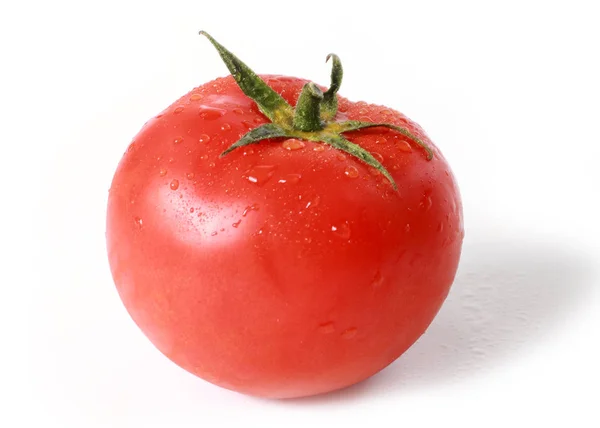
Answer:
3 0 599 426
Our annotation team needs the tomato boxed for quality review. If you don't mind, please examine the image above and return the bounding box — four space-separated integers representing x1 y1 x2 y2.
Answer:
106 32 463 399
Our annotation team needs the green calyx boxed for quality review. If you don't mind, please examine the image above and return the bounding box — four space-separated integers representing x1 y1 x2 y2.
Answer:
199 31 433 190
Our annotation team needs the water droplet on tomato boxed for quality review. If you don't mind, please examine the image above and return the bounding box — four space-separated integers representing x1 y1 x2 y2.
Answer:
198 134 211 143
186 172 195 180
318 322 335 334
232 220 242 228
282 139 305 151
372 152 384 163
134 217 143 228
221 123 231 131
305 195 321 209
331 222 351 240
190 207 195 213
371 271 384 289
189 93 202 101
313 145 325 152
173 106 185 114
398 141 412 152
278 173 302 185
242 204 259 217
168 157 175 163
159 168 168 177
241 120 254 130
344 165 359 179
170 179 179 190
173 136 184 144
211 231 217 236
341 327 358 339
208 162 216 168
405 224 411 232
420 195 433 211
253 117 263 124
336 153 346 161
244 165 276 186
198 105 226 120
232 108 244 115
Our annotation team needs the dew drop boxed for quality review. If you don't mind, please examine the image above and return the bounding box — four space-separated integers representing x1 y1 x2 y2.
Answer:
159 168 168 177
198 105 226 120
331 221 351 240
341 327 358 339
208 162 216 168
134 217 143 228
244 165 276 186
241 120 254 130
372 152 384 163
282 139 305 151
336 153 346 161
318 322 335 334
232 108 244 115
170 179 179 190
313 145 325 152
398 141 412 152
189 94 202 101
173 106 184 114
173 136 184 144
186 172 195 180
242 204 259 217
253 117 263 124
221 123 232 131
405 224 411 232
199 134 211 143
420 195 433 211
232 220 242 228
278 173 302 184
200 154 209 160
344 165 359 178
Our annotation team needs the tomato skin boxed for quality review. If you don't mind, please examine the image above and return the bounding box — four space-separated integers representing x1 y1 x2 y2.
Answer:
106 75 463 398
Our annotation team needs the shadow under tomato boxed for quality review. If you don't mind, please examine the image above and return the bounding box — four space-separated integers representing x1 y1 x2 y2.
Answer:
282 229 595 405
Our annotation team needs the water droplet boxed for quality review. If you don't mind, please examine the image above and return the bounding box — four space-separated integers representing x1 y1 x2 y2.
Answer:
305 195 321 209
200 154 209 160
198 134 211 143
232 108 244 115
168 157 175 163
372 152 384 163
159 168 168 177
243 148 255 156
208 162 216 168
241 120 254 130
278 173 302 184
253 117 263 124
344 165 359 178
318 322 335 334
211 231 217 236
134 217 143 228
221 123 231 131
336 153 346 161
242 204 259 217
198 105 226 120
405 224 411 232
232 220 242 228
282 139 305 151
174 106 185 114
186 172 195 180
341 327 358 339
170 179 179 190
371 271 384 289
313 145 325 152
420 195 433 211
173 136 184 144
244 165 276 186
189 94 202 101
398 141 412 152
190 207 195 213
331 221 351 240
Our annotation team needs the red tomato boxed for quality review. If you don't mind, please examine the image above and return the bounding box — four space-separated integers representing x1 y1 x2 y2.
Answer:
106 34 463 398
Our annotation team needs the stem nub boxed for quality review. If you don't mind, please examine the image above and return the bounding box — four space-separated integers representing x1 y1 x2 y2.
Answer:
293 83 325 132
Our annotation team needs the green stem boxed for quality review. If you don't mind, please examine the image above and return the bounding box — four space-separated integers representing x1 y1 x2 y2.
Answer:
293 83 325 132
